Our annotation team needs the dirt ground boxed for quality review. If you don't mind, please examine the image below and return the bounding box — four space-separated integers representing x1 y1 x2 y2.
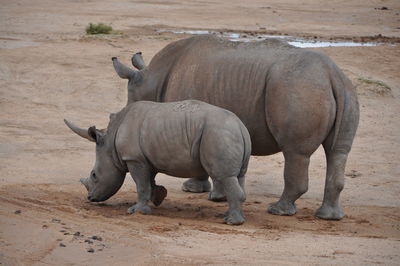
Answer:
1 0 399 265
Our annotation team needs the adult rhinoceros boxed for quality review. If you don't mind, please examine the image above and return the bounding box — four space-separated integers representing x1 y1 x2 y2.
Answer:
111 35 359 220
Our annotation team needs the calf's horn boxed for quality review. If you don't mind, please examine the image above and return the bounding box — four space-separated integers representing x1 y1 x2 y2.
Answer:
64 119 95 142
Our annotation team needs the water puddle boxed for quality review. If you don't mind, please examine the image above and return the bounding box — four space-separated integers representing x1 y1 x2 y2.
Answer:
0 36 38 49
158 30 381 48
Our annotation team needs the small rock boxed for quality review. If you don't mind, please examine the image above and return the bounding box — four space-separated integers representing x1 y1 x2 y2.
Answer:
345 170 362 178
375 6 389 10
59 243 66 247
14 210 22 214
73 232 81 237
85 239 93 244
91 235 102 241
63 232 70 235
51 218 61 223
87 248 95 253
42 225 48 229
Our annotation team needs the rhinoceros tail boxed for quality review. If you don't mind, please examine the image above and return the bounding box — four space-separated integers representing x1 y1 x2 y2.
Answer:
238 123 252 178
329 64 348 151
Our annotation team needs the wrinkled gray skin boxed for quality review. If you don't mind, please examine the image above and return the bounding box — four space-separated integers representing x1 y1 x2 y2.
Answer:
112 35 359 220
65 100 251 225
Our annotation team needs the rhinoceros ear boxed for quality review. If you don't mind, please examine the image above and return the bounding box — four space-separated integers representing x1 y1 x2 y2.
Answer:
131 52 146 70
112 57 136 79
109 113 116 121
88 126 105 143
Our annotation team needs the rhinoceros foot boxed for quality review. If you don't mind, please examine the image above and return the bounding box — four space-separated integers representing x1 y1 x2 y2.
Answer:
127 203 152 215
207 179 227 202
315 205 344 220
182 178 211 193
208 191 227 202
224 209 245 225
267 200 297 216
151 185 167 206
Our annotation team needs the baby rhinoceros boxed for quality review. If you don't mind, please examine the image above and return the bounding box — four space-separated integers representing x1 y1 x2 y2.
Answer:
65 100 251 225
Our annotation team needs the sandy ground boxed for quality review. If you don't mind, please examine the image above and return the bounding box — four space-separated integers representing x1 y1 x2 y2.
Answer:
1 0 400 265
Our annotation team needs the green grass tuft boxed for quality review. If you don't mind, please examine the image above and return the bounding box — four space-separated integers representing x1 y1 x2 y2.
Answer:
357 77 391 90
86 23 113 35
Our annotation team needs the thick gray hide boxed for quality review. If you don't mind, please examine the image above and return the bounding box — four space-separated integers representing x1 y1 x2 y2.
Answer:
112 35 360 220
66 100 251 225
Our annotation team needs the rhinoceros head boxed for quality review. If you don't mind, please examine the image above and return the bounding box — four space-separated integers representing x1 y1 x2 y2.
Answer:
64 119 126 202
112 53 148 104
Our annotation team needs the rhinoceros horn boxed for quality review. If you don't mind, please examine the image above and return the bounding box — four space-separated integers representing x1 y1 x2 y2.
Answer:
131 52 146 70
112 57 136 79
64 119 96 142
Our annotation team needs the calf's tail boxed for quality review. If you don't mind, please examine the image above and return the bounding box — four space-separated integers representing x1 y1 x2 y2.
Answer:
238 123 252 178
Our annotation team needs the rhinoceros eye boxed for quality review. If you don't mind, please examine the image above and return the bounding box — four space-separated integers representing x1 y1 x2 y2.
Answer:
91 171 98 182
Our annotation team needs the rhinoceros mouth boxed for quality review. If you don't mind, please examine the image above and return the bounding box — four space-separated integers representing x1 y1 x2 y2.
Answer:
88 195 99 202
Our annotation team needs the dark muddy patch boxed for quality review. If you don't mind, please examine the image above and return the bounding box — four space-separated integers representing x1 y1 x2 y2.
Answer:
1 184 399 240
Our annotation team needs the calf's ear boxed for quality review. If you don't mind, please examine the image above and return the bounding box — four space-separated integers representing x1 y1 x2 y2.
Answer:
88 126 105 144
112 57 136 79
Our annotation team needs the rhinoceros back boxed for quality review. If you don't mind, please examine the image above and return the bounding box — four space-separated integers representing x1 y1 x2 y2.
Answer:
120 100 249 178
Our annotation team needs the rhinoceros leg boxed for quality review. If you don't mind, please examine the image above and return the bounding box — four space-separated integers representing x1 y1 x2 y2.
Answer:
208 179 227 202
315 149 348 220
126 162 154 215
219 176 246 225
181 175 211 193
151 184 167 207
316 87 359 220
268 152 310 216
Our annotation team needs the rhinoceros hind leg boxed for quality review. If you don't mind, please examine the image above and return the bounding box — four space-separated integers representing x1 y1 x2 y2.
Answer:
224 209 245 225
267 152 310 216
267 201 297 216
127 203 152 215
220 176 246 225
182 176 211 193
151 185 167 207
316 147 349 220
315 204 344 220
208 179 227 202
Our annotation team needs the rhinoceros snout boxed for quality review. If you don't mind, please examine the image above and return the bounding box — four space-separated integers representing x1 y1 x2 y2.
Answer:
80 177 89 191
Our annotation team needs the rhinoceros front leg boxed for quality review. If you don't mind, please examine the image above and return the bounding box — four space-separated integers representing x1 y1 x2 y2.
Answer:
182 176 227 202
181 175 211 193
268 152 310 216
126 161 154 215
